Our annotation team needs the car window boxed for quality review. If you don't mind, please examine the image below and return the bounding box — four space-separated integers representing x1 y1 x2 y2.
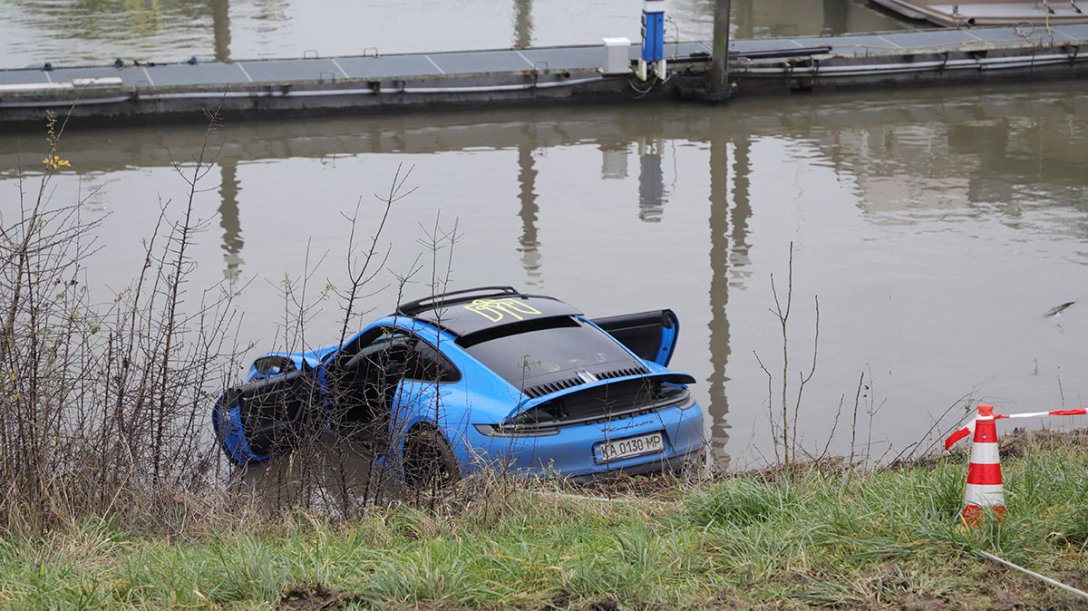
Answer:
334 327 386 365
339 328 410 371
337 327 459 383
404 338 460 383
462 317 641 389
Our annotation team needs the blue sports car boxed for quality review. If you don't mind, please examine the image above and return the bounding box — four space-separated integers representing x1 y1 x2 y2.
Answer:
212 287 706 485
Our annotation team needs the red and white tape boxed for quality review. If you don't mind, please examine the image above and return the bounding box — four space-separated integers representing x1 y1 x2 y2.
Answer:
945 407 1087 451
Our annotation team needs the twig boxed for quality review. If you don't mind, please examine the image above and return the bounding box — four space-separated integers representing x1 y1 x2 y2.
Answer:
792 295 819 458
849 371 864 467
816 392 844 464
758 242 819 466
978 550 1088 602
895 388 979 463
753 350 779 464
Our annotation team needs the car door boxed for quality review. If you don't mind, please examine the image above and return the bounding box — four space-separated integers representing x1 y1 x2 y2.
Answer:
328 329 460 453
388 337 460 427
322 328 416 437
214 364 323 463
591 309 680 367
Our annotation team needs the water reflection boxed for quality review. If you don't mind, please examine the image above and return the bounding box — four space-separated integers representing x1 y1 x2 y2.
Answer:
4 89 1088 275
600 143 629 180
823 0 849 35
3 0 911 68
212 0 231 62
6 0 215 65
512 0 534 50
676 0 908 40
516 140 542 286
218 160 244 282
734 0 755 38
3 83 1088 460
3 89 1088 272
729 131 753 285
637 139 667 223
706 114 732 466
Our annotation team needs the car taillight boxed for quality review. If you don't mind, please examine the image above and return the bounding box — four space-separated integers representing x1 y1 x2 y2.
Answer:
676 391 696 410
473 423 559 437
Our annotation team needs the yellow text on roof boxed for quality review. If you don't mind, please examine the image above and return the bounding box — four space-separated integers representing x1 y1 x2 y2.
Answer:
463 298 543 323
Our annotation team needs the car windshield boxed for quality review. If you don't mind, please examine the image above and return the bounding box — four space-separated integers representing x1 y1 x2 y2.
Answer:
462 317 643 389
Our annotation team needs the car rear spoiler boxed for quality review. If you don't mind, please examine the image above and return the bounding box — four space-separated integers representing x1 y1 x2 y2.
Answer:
504 371 696 423
397 286 525 317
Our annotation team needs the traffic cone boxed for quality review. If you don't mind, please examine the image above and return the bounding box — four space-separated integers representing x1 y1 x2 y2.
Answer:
961 404 1006 526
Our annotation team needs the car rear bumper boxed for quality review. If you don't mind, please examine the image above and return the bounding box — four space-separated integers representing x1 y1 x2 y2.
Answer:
457 403 707 479
566 446 704 483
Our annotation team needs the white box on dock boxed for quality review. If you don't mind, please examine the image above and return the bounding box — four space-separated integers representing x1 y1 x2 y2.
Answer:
601 37 632 75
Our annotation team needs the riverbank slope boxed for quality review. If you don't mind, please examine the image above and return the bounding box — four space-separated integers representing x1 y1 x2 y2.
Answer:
1 430 1085 609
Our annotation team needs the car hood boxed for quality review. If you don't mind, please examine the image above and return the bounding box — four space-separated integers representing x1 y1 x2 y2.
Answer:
504 371 696 423
262 344 338 372
298 344 339 367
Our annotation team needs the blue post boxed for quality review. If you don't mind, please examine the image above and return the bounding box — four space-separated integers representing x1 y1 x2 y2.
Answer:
641 0 665 63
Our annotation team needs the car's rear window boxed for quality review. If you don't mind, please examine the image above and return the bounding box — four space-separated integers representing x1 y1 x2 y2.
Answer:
462 317 642 389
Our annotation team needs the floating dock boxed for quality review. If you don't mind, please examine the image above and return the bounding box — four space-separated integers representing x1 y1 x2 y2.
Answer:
870 1 1088 28
2 24 1088 127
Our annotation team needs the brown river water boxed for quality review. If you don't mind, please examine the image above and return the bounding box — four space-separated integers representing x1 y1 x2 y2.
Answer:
1 1 1086 466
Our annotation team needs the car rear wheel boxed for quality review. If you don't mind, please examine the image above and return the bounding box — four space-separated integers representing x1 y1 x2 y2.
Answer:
403 428 460 491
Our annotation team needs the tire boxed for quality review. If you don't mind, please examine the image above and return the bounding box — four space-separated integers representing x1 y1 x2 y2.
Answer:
403 428 461 490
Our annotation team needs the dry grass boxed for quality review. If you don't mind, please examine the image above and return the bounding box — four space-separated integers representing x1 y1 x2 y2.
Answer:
0 434 1085 609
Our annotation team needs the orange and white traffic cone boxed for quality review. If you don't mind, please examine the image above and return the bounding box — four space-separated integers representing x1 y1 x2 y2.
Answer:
961 404 1006 526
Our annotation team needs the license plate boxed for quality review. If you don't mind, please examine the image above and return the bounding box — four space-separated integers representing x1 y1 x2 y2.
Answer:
594 432 665 464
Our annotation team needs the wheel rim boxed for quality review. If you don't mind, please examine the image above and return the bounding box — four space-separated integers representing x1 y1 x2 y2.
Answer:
404 431 457 489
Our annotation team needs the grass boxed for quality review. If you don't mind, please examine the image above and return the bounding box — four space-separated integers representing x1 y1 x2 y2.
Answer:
1 434 1086 609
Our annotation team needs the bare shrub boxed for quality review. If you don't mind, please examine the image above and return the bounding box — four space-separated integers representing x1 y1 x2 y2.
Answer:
754 242 819 467
226 165 469 517
0 111 241 532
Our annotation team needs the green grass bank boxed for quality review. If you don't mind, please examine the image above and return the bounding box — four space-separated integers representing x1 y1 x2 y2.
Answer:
2 433 1086 609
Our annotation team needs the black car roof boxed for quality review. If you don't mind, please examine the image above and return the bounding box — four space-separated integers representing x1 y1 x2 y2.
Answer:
396 286 581 337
